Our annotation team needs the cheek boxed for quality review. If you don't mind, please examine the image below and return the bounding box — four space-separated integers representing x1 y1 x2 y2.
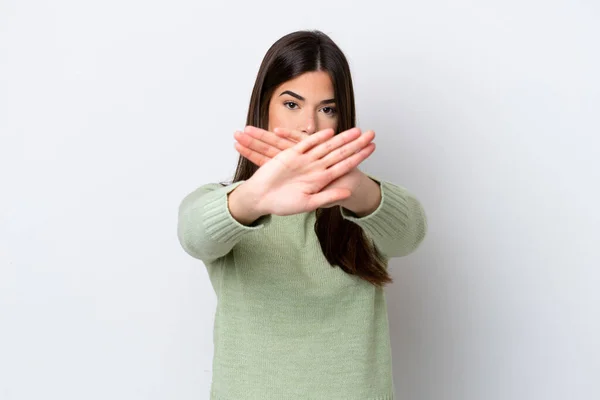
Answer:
269 114 284 129
268 105 296 130
267 102 280 130
318 114 338 131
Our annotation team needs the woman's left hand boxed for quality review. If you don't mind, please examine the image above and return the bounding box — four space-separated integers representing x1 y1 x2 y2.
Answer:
234 125 368 208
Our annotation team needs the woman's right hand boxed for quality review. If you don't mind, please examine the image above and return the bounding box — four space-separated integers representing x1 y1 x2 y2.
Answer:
243 127 376 216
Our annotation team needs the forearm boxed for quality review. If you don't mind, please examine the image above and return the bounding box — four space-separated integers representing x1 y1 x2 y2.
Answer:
340 172 382 217
227 181 266 226
177 181 271 264
339 175 428 259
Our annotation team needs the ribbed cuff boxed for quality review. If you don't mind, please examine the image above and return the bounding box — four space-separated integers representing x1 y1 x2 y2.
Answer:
202 181 272 244
340 175 423 244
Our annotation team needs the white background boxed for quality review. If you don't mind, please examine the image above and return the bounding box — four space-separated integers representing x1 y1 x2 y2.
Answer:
1 1 598 399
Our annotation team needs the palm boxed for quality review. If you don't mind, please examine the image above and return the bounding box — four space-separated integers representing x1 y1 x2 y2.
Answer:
248 149 337 215
318 167 363 207
233 126 375 214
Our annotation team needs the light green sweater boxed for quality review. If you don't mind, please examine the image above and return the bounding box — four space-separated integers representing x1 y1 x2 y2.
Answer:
177 175 427 400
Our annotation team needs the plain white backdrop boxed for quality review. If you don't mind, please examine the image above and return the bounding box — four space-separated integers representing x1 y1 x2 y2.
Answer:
1 0 598 399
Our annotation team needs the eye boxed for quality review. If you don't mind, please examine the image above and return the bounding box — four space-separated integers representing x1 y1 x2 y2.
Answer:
321 106 337 116
284 101 299 110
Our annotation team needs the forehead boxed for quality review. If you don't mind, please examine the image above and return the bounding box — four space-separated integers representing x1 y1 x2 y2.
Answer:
276 71 334 97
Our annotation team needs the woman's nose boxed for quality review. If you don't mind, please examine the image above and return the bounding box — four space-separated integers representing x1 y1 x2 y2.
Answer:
301 114 317 135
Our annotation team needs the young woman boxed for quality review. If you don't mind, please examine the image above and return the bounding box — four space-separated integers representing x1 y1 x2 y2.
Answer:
177 30 427 400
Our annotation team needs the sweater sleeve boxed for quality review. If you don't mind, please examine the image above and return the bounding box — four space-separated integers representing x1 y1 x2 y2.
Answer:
340 174 427 259
177 181 272 264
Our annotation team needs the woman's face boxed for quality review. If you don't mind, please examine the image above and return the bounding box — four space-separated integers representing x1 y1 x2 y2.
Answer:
267 71 338 134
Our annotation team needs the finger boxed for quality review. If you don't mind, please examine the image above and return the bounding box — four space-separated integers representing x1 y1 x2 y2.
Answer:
293 128 336 154
306 188 352 210
319 130 375 168
234 130 280 159
319 201 340 209
234 141 272 167
316 142 376 183
307 127 363 161
243 125 296 151
273 127 310 143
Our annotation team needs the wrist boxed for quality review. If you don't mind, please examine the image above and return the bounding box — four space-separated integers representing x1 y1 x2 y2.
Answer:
228 181 265 225
340 173 382 217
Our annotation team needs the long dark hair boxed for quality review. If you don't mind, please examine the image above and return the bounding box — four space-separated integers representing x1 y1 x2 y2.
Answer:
229 30 392 287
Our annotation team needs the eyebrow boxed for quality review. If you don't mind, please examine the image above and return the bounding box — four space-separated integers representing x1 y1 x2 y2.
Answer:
279 90 335 106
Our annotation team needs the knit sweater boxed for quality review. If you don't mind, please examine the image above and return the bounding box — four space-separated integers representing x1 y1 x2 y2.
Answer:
177 174 427 400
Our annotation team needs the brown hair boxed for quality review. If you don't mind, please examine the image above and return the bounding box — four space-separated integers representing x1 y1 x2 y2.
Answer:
228 30 392 287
